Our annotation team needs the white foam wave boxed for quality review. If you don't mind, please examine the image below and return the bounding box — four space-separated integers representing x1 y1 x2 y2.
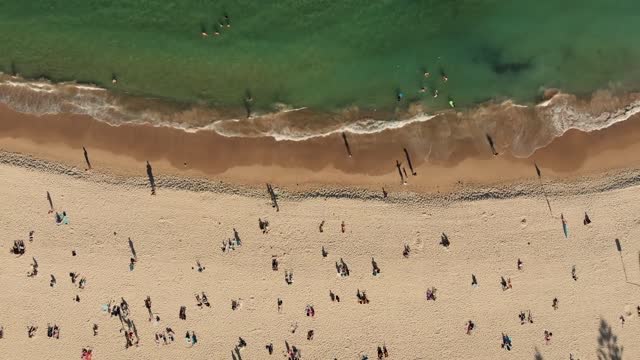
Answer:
210 112 440 141
1 75 640 152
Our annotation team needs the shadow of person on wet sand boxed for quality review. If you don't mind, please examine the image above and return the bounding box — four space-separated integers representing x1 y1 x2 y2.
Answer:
534 347 544 360
83 146 92 170
146 161 156 195
598 319 623 360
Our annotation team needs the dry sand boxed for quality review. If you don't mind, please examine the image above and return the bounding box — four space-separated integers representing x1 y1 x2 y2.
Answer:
0 155 639 359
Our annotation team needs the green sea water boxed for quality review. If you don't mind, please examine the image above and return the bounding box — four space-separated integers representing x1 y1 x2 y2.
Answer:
1 0 640 113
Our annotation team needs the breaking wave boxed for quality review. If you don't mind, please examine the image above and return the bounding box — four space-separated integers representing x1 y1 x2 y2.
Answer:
1 73 640 158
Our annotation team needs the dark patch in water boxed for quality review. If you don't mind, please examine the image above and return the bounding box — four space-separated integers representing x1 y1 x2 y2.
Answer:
492 61 532 75
475 46 533 75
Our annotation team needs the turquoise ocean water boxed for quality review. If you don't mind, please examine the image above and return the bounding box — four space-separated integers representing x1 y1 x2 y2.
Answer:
1 0 640 112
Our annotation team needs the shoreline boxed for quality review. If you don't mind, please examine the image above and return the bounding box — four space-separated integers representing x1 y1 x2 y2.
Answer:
2 137 640 205
2 98 640 195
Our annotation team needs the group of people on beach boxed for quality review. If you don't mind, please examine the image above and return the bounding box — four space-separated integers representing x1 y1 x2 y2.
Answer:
5 159 636 360
221 229 242 253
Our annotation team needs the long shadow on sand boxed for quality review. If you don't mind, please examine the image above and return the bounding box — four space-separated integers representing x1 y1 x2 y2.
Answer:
597 319 623 360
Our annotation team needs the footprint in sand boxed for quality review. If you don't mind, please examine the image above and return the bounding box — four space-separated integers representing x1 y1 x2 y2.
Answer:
158 217 174 225
413 231 424 250
481 211 495 222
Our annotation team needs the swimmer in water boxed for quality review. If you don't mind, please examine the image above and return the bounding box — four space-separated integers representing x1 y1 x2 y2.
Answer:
397 91 404 102
419 86 427 93
448 97 455 108
433 89 439 98
424 71 431 78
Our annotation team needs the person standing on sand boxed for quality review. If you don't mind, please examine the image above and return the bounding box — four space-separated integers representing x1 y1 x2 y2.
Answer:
501 333 512 351
466 320 475 334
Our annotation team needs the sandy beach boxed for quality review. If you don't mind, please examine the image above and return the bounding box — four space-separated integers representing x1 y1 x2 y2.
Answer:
3 0 640 357
1 88 640 359
0 151 639 359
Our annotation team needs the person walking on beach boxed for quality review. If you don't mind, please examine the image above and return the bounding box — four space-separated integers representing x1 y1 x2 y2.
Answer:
501 276 508 291
83 146 92 170
440 233 450 248
371 258 381 276
342 132 353 157
46 191 54 214
486 134 498 156
403 148 417 176
146 161 156 195
396 160 405 185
